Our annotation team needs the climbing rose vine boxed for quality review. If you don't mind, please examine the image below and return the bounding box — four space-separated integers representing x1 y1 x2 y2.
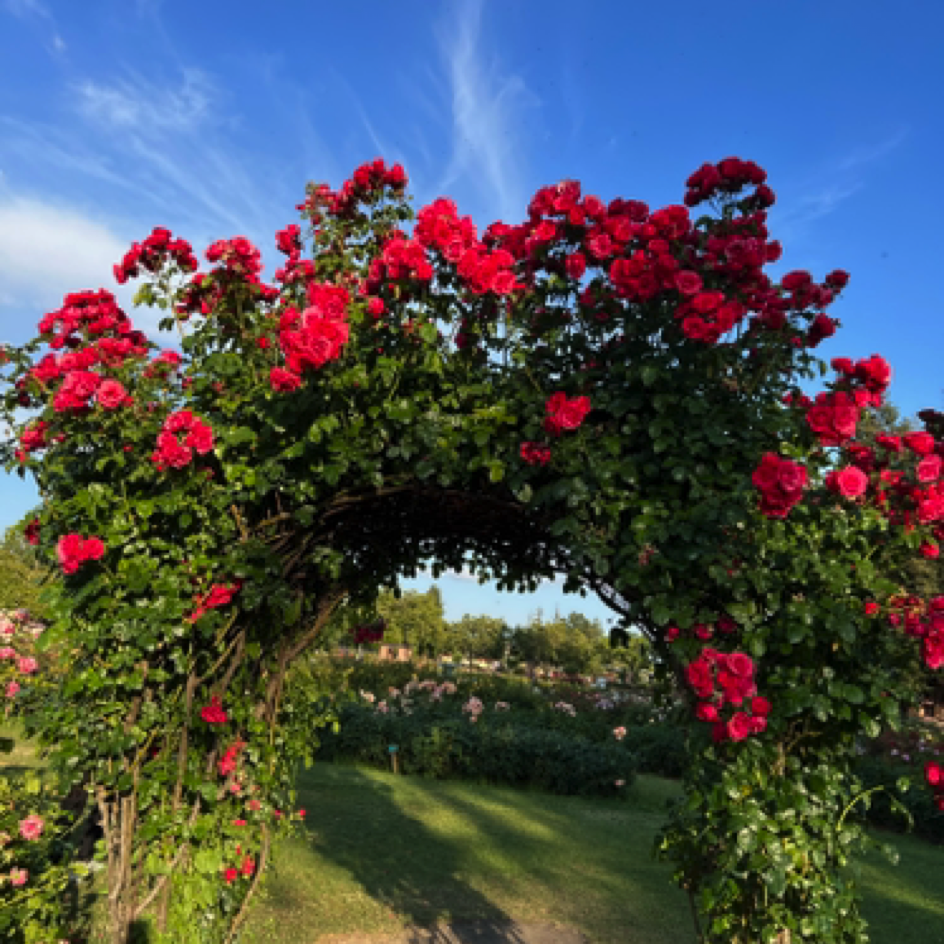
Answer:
1 153 941 944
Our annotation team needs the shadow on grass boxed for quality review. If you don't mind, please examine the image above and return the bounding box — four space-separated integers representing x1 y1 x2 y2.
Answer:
251 763 530 943
245 765 696 944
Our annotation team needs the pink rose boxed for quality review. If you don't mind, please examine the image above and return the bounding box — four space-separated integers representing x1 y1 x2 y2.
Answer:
18 814 44 841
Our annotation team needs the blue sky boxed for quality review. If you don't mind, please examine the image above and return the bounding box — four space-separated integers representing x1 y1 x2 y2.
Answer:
1 0 942 625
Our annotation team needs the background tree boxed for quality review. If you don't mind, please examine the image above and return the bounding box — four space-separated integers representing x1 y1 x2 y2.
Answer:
0 522 50 616
445 613 507 661
377 587 446 656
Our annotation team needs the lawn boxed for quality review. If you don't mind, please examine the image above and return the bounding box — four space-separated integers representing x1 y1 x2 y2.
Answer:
3 724 942 943
239 764 944 944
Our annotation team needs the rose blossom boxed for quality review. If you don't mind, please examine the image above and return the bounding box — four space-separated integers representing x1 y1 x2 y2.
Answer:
17 657 38 675
97 379 129 410
18 814 44 841
544 392 591 436
10 867 28 886
726 712 752 742
829 465 868 499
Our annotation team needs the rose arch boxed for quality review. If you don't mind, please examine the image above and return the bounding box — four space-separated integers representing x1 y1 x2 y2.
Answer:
2 157 942 944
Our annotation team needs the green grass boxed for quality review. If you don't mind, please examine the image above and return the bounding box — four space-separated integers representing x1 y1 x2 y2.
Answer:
0 720 46 773
3 725 943 943
242 767 694 944
241 765 944 944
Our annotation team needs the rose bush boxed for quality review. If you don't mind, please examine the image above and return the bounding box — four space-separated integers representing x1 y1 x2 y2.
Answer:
1 153 942 944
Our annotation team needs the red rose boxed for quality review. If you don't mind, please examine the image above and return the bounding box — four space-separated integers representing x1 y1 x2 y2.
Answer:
564 253 587 280
864 601 880 617
917 455 942 483
695 702 719 722
56 534 106 575
920 542 940 560
748 716 767 735
185 422 214 455
200 696 228 724
904 432 935 456
726 712 752 741
926 761 943 787
97 379 129 410
544 392 591 435
832 465 868 499
726 652 754 679
674 270 703 295
750 696 771 717
270 367 303 392
520 442 551 466
875 434 901 453
24 519 40 546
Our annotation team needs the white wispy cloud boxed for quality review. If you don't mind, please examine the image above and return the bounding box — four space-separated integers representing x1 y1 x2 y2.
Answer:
773 129 908 244
435 0 538 223
71 68 280 239
0 196 126 310
4 0 66 58
4 0 48 18
0 194 168 341
837 128 908 173
76 69 214 134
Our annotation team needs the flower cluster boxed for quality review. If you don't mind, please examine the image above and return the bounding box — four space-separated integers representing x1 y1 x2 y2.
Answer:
150 410 215 471
297 158 407 220
751 453 808 518
55 534 106 575
206 237 263 281
114 227 198 284
414 198 520 297
16 420 49 463
218 739 246 778
278 282 350 377
684 157 771 207
222 846 256 884
685 647 769 742
665 616 739 644
885 594 944 670
805 391 862 447
35 289 138 351
378 234 434 283
0 611 46 702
